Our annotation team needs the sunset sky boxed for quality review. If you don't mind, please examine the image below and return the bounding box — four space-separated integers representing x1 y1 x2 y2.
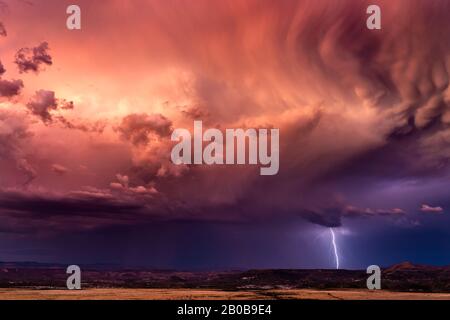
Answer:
0 0 450 269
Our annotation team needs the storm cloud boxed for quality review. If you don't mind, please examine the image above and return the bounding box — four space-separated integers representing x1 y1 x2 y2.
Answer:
0 0 449 235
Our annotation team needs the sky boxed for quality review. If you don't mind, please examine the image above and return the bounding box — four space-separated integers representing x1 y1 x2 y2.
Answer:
0 0 450 270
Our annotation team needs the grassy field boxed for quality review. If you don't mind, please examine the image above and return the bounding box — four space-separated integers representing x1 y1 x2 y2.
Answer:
1 288 450 300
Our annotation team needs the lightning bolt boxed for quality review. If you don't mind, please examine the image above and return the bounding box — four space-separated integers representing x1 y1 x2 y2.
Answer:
330 228 340 269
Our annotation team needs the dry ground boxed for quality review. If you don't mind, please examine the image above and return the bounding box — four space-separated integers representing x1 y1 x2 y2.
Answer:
1 288 450 300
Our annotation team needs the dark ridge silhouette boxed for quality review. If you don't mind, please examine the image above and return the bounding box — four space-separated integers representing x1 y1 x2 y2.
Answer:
1 261 450 292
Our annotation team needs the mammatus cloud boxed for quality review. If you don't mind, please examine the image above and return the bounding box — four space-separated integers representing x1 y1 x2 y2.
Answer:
420 204 444 214
15 42 52 73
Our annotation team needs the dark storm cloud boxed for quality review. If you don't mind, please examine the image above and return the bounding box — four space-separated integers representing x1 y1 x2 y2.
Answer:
281 202 405 228
0 188 148 233
0 78 23 97
0 185 226 234
63 0 450 230
169 0 450 228
250 0 450 229
2 0 450 234
116 113 172 145
0 189 141 217
302 208 342 228
15 42 52 73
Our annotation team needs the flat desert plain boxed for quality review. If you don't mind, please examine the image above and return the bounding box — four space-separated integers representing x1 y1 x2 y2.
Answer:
1 288 450 300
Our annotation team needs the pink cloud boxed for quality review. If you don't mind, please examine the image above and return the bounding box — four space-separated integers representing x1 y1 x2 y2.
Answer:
420 204 444 214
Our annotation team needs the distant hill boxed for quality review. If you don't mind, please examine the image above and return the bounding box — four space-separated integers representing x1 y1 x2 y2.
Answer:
1 261 450 292
385 261 445 273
